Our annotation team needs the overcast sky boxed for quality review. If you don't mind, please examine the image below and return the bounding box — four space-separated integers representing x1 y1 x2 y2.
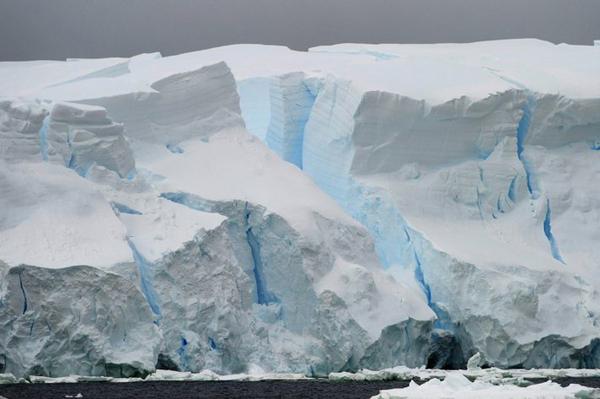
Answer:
1 0 599 61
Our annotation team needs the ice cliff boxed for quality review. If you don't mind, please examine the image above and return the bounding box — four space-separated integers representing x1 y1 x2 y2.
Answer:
0 39 599 377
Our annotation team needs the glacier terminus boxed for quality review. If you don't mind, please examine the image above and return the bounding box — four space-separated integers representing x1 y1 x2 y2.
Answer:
0 39 599 379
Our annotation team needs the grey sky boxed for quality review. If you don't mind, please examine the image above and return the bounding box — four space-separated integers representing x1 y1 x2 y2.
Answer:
1 0 599 61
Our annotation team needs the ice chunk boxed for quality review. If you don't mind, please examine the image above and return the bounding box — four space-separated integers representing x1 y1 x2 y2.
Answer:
45 102 136 178
467 353 482 370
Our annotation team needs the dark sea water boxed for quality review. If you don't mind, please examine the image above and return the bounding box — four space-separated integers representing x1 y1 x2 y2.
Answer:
2 378 600 399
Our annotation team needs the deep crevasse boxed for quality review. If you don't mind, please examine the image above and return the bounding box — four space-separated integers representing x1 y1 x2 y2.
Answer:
516 94 539 198
244 205 279 305
17 272 28 315
543 199 565 264
514 94 565 264
38 115 50 161
127 238 162 322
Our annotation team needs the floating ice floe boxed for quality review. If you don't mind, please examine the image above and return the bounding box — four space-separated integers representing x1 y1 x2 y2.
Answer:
371 373 596 399
329 367 600 382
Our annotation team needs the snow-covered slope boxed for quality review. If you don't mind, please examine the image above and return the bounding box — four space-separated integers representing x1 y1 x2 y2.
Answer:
0 39 599 377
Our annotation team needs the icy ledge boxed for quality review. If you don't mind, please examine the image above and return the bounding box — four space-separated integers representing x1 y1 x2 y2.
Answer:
371 373 595 399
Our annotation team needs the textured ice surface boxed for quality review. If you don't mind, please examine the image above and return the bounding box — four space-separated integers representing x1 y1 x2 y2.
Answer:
0 264 160 377
0 39 599 378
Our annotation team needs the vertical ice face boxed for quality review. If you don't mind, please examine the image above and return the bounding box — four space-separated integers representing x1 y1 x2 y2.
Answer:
265 72 315 168
237 77 271 141
44 102 136 178
80 62 244 147
0 265 161 378
137 198 377 375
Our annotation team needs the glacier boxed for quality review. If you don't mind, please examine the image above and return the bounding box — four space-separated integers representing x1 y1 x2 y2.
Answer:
0 39 599 378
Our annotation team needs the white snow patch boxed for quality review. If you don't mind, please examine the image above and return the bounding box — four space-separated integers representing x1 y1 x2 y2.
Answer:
0 161 131 268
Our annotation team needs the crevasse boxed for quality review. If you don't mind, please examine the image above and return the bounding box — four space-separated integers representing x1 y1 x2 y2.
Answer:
244 204 278 305
38 115 50 161
543 199 565 264
160 192 216 213
514 94 565 264
126 239 162 321
17 272 28 315
111 202 143 215
516 94 539 199
176 337 189 371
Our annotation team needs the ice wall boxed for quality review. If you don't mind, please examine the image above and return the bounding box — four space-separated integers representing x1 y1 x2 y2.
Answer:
80 62 244 147
239 70 600 368
265 72 315 168
237 78 271 141
0 264 161 377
